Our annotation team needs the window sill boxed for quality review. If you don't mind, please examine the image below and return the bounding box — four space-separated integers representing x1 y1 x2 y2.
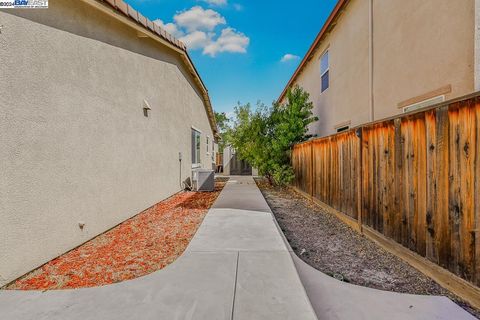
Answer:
192 164 201 169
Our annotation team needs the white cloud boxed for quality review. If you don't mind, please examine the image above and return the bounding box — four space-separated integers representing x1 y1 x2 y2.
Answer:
233 3 243 11
281 54 300 63
200 0 227 6
153 19 184 38
153 6 249 57
174 6 226 32
203 28 250 57
179 31 212 50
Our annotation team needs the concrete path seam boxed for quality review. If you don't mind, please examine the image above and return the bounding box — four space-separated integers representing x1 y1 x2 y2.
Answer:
230 251 239 320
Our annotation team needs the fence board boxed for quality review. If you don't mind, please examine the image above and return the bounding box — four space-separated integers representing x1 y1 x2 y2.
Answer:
292 95 480 286
393 118 404 244
476 98 480 286
449 104 462 276
458 100 476 282
309 132 359 219
426 110 437 262
435 106 451 270
385 123 396 240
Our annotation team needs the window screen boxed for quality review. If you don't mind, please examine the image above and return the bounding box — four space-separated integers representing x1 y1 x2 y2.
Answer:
191 129 201 165
320 50 329 92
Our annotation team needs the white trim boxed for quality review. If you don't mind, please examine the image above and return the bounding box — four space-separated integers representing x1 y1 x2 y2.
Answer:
191 128 202 166
320 50 329 77
191 164 201 169
206 135 210 155
191 126 202 133
403 95 445 113
319 49 330 93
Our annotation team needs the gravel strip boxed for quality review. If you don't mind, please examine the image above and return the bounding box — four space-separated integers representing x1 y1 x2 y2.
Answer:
255 178 480 319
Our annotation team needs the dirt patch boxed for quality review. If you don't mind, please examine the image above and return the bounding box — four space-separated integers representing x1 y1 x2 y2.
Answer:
255 178 480 318
5 178 228 290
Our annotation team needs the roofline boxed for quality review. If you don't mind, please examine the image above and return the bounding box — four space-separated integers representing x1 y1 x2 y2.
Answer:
80 0 218 137
182 52 219 139
277 0 349 104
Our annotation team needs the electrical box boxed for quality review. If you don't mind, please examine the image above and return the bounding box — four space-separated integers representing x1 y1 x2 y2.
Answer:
192 169 215 192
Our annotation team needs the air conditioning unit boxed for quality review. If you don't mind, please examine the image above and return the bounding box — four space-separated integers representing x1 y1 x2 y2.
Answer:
192 169 215 192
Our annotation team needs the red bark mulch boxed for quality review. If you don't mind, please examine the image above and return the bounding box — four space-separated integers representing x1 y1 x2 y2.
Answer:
5 179 227 290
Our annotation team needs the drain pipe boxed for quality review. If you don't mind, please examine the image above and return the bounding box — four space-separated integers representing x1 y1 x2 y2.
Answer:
179 152 183 189
475 0 480 90
369 0 374 121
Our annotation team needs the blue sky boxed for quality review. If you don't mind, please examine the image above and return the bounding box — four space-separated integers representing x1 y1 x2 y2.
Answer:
125 0 338 115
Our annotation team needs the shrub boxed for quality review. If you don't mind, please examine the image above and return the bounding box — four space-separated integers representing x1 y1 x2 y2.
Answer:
229 86 317 185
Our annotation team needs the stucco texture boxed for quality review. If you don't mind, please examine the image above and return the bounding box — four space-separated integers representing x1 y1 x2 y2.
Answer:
293 0 370 138
372 0 474 120
288 0 474 137
0 0 214 286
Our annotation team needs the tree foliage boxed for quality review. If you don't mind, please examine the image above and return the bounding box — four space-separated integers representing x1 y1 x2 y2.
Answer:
214 111 230 132
229 86 317 185
214 111 231 152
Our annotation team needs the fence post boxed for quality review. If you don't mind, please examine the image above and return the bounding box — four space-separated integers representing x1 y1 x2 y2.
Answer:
356 127 364 232
310 141 314 199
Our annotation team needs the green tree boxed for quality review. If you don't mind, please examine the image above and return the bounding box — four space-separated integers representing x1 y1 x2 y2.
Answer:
229 86 317 185
215 111 230 132
214 111 231 153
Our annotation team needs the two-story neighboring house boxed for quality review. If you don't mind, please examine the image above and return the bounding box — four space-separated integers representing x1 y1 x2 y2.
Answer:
0 0 217 287
279 0 479 138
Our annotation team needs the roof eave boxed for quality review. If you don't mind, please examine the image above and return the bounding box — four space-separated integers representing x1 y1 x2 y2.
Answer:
80 0 218 136
181 52 219 138
277 0 350 103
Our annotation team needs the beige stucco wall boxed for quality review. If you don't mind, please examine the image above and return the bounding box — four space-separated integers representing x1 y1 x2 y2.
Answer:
0 0 214 286
287 0 475 137
293 0 371 138
373 0 474 120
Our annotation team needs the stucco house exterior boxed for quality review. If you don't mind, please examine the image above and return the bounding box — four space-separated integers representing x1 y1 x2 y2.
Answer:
222 146 258 176
279 0 480 138
0 0 217 287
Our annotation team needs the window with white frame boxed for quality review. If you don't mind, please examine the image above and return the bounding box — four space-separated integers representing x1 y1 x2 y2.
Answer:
212 143 215 162
191 128 201 166
320 50 329 93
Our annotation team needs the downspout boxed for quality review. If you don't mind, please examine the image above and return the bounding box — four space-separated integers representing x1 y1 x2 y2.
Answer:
475 0 480 91
369 0 374 121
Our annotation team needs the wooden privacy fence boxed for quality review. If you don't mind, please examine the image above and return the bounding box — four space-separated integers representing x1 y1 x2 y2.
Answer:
292 94 480 287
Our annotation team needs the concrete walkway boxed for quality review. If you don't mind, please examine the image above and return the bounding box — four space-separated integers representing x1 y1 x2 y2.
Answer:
0 176 317 320
292 253 476 320
0 176 476 319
